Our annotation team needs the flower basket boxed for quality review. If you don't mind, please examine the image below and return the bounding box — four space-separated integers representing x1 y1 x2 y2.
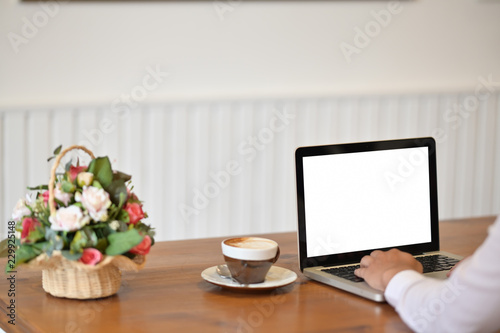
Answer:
32 251 145 299
3 145 155 299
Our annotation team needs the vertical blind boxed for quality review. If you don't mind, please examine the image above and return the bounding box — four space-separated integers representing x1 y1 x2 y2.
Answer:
1 92 499 241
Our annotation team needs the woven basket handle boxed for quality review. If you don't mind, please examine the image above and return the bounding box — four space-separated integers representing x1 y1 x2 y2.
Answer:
48 145 95 216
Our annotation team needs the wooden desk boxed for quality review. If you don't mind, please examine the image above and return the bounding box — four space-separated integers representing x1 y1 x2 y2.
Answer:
0 216 495 333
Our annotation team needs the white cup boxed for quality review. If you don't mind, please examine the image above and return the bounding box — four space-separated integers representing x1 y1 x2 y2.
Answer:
221 237 280 284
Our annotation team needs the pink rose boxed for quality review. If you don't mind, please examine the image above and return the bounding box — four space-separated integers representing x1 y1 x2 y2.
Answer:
129 235 152 255
124 203 144 225
79 248 103 265
21 217 40 243
49 206 90 231
68 165 87 182
78 186 111 222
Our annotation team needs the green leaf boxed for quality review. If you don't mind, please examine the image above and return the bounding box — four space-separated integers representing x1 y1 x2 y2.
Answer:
105 229 143 256
53 145 62 155
25 225 45 244
87 222 109 229
113 171 132 182
47 145 63 162
61 180 76 193
92 180 103 189
53 237 64 251
45 228 56 241
118 192 127 208
64 160 73 172
70 231 88 253
32 242 53 257
88 157 113 188
92 224 112 244
27 184 49 191
95 238 108 253
106 178 127 206
116 209 130 224
82 228 98 248
45 229 64 252
0 238 9 258
61 250 83 261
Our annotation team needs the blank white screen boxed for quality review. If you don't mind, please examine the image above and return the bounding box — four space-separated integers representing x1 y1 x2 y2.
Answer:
304 147 432 257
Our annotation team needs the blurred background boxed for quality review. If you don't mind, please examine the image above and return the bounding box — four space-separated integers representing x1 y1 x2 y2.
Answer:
1 0 500 242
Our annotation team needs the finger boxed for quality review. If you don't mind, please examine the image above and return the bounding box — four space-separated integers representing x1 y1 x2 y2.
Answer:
359 255 373 268
354 267 365 278
370 250 383 258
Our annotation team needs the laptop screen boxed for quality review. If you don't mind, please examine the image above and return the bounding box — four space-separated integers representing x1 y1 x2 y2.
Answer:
303 147 432 257
296 138 440 270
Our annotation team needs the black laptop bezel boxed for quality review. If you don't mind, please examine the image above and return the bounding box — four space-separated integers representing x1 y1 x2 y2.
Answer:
295 137 440 272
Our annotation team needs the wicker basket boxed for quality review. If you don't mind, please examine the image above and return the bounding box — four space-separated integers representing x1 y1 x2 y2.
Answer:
29 145 146 299
30 251 145 299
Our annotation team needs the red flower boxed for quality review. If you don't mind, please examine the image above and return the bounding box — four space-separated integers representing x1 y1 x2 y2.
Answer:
129 235 152 255
68 165 87 182
124 203 144 225
79 248 103 266
42 191 49 204
21 217 40 243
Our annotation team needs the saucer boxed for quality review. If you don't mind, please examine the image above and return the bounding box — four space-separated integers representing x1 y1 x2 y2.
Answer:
201 264 297 291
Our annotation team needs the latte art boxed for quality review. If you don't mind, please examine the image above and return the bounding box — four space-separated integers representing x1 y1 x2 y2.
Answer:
225 237 276 250
222 237 279 262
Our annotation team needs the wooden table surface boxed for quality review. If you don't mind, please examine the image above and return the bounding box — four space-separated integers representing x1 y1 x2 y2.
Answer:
0 216 495 333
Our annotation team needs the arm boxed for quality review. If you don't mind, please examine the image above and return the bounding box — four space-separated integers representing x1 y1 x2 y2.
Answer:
355 217 500 333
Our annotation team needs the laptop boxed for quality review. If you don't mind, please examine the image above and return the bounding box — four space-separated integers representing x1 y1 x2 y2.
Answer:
295 137 463 302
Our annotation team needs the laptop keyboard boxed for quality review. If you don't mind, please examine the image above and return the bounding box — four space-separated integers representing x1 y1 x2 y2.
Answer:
416 254 460 273
322 265 363 282
322 254 460 283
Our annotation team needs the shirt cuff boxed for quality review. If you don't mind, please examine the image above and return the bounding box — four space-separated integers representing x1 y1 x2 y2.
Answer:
384 270 424 307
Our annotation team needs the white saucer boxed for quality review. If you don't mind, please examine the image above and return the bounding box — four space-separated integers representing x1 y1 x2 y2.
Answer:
201 265 297 291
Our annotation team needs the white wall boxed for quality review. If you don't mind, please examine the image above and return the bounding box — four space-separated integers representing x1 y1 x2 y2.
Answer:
1 0 500 241
1 0 500 107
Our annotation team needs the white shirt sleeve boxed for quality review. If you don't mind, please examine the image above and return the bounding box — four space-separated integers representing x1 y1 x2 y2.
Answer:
384 216 500 333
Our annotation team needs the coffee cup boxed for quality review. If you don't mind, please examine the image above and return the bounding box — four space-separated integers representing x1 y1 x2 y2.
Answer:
221 237 280 284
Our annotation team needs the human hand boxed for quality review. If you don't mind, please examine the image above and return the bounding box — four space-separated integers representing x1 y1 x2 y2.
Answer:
354 249 423 291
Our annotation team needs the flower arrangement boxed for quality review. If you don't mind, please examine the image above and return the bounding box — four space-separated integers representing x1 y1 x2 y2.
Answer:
3 145 155 272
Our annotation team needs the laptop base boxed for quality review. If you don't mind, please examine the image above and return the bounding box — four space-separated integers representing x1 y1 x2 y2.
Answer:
304 251 463 303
